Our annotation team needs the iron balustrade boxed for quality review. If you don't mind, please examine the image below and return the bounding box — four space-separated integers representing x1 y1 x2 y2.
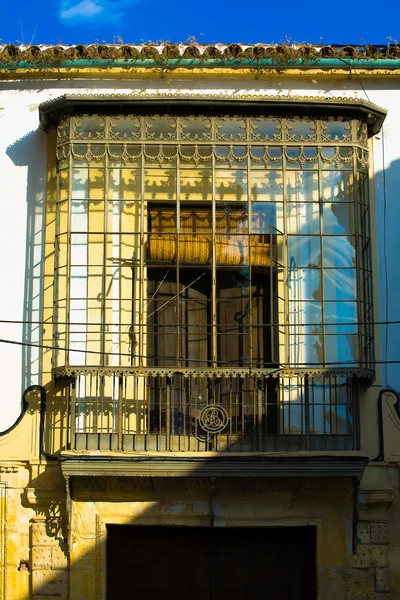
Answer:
55 371 358 453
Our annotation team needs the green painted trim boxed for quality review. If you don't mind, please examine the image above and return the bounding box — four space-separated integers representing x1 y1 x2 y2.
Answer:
2 58 400 71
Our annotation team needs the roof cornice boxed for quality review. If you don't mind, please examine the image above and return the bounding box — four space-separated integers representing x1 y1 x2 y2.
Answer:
2 43 400 78
38 92 387 136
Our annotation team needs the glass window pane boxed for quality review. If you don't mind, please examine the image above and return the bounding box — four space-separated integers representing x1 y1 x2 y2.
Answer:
287 119 316 141
72 167 104 200
216 118 247 141
180 169 212 201
321 148 353 170
72 167 89 199
250 171 283 202
109 144 141 167
181 117 212 141
215 169 248 202
110 116 140 140
324 269 356 301
321 171 354 201
287 203 320 234
217 268 251 366
72 200 105 233
325 334 359 365
59 169 69 201
70 266 88 298
144 168 176 200
216 234 249 265
180 145 212 166
322 203 354 234
70 234 88 265
74 116 105 139
289 269 321 301
288 236 320 268
250 147 283 169
57 201 68 235
321 119 351 142
324 301 358 334
216 207 248 234
108 200 141 234
252 202 283 232
289 334 323 366
322 236 355 267
287 171 319 202
145 116 177 140
109 169 141 200
251 117 282 141
289 301 322 334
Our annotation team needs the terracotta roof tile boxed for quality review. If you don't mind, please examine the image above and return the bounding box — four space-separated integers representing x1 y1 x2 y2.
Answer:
0 42 399 64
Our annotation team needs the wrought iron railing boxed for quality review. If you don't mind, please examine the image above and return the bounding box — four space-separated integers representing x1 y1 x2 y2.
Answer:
51 371 358 453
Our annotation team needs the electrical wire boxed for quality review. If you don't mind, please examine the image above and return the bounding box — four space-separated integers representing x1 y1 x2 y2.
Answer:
335 57 372 104
0 336 399 367
1 318 400 327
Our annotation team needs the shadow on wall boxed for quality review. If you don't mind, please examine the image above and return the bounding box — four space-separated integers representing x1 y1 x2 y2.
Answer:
20 431 323 600
6 128 47 397
374 158 400 390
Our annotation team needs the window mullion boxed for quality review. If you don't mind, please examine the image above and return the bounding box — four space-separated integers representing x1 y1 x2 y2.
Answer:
102 125 109 368
318 139 325 368
353 141 363 368
247 135 253 369
282 129 289 367
176 148 181 368
139 130 145 369
66 132 73 368
212 145 217 366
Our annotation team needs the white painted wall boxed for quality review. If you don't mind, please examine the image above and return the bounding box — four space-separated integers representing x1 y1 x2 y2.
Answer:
0 75 399 428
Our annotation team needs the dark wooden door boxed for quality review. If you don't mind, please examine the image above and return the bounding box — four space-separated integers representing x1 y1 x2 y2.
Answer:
106 526 316 600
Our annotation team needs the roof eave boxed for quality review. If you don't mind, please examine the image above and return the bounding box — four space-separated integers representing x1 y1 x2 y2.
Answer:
39 93 387 136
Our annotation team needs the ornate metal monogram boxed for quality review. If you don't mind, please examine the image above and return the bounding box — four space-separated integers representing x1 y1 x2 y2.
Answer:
199 404 229 433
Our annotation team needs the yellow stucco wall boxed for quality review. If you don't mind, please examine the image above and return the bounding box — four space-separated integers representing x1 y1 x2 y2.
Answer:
0 444 399 599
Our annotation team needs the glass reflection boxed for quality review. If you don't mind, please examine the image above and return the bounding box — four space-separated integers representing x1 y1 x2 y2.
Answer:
325 334 358 365
108 169 141 201
322 171 354 200
215 169 248 202
322 203 354 234
217 268 250 366
288 269 321 301
180 169 212 201
324 269 356 301
251 118 281 141
321 120 351 142
289 301 322 334
251 202 283 232
251 170 283 202
324 301 358 334
287 203 320 234
288 236 320 267
289 334 323 366
287 171 319 202
322 236 355 267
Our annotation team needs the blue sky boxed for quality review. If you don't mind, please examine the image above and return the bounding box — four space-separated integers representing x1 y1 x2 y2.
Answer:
0 0 399 46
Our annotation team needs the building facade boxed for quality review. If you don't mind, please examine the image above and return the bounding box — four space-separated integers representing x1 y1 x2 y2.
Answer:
0 43 400 599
